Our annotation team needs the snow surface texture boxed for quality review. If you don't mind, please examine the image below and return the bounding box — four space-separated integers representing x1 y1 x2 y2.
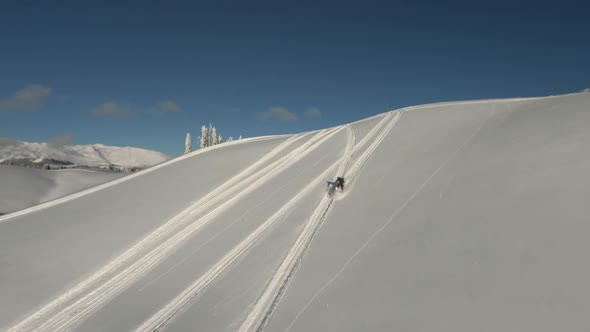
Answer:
0 139 169 168
0 165 123 215
0 93 589 332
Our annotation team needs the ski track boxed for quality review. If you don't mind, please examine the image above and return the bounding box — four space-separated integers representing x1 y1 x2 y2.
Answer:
283 107 496 332
238 112 401 332
12 127 345 332
135 129 354 332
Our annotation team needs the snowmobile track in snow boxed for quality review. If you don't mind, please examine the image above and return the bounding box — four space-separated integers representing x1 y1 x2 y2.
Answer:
0 92 555 226
5 134 304 332
6 128 341 332
136 125 356 332
0 135 283 225
283 106 495 332
335 126 356 178
239 111 402 332
5 95 543 332
239 112 401 331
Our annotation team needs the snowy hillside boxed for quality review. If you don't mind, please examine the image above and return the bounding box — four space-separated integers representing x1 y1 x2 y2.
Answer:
0 92 589 332
0 139 169 169
0 165 123 215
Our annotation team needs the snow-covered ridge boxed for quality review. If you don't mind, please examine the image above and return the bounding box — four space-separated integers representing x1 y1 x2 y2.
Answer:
0 139 169 169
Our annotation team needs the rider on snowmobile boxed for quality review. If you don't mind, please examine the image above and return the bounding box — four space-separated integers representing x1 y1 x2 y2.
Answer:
334 176 345 191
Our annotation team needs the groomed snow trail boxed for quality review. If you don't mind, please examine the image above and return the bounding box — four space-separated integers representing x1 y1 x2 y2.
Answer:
8 128 341 332
135 125 356 332
239 111 401 332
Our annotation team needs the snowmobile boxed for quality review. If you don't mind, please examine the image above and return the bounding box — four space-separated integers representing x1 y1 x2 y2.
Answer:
327 176 345 195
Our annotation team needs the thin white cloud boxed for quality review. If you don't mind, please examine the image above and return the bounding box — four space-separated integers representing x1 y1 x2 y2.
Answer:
304 107 321 118
158 100 181 113
0 84 52 112
260 106 298 122
90 102 131 118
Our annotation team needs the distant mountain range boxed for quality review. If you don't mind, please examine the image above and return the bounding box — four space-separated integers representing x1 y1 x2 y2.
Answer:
0 138 169 171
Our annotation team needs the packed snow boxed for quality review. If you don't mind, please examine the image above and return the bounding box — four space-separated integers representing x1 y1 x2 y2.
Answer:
0 139 169 168
0 92 588 332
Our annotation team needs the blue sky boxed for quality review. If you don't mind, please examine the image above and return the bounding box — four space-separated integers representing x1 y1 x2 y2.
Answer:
1 0 588 156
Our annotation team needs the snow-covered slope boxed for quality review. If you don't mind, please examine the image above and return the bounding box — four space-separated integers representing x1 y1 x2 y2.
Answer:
0 92 589 332
0 165 124 215
0 140 169 168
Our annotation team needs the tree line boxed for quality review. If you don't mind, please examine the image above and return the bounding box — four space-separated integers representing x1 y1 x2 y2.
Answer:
184 124 242 154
